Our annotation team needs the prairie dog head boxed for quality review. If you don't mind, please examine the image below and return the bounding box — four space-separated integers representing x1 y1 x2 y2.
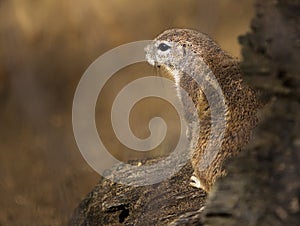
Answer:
145 29 213 87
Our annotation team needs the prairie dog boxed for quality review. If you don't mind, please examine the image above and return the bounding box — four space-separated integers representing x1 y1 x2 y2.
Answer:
145 29 259 192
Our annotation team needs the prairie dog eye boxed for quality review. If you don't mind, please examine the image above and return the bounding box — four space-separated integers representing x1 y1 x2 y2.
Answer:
158 43 171 51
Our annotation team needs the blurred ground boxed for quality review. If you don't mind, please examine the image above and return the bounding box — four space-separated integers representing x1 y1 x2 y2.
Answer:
0 0 254 225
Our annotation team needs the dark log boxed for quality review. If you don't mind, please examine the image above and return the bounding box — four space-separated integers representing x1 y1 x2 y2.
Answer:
203 0 300 225
70 159 206 225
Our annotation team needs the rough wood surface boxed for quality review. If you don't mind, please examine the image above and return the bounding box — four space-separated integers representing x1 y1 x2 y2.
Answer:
70 160 206 225
203 0 300 225
70 0 300 225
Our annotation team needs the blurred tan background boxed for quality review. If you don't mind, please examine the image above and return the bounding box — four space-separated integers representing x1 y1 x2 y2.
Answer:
0 0 254 225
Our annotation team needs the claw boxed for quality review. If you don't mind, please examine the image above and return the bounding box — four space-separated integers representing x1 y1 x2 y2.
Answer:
190 175 202 188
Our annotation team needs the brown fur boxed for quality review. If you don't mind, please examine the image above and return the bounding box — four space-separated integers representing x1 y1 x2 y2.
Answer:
155 29 260 192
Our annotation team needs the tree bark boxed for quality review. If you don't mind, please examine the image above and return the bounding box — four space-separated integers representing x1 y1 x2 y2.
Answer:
203 0 300 225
